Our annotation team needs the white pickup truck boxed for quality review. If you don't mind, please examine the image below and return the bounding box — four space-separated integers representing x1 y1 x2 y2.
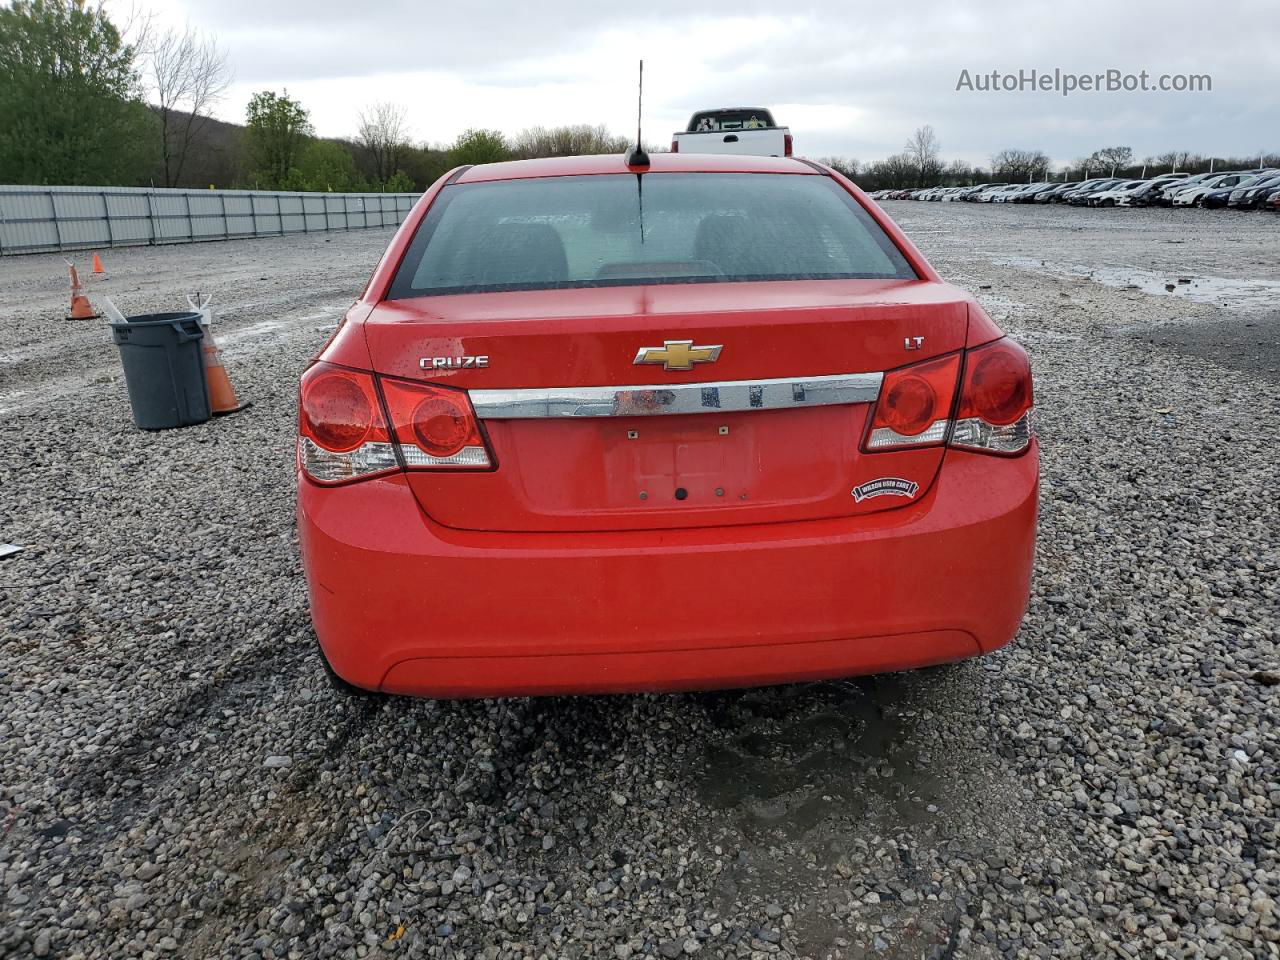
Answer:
670 108 793 158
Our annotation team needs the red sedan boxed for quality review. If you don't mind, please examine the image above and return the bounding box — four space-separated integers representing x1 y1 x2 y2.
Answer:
297 153 1037 698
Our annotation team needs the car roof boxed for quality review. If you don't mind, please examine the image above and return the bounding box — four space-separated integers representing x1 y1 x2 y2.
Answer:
454 153 816 183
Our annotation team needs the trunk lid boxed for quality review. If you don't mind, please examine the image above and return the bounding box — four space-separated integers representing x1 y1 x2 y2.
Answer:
366 279 970 532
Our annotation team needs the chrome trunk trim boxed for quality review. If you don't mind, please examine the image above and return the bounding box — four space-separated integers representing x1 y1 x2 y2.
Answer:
469 372 883 419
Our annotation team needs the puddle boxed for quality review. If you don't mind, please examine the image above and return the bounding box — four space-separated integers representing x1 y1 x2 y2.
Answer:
685 674 998 956
972 291 1030 325
218 307 343 349
996 256 1280 312
1125 311 1280 384
692 676 945 843
1017 329 1082 343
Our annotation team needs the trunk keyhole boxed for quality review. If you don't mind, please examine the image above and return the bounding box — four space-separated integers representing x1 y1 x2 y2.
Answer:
674 487 688 500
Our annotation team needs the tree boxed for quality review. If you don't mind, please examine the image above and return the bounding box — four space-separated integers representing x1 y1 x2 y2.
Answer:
246 89 312 189
817 156 860 180
400 144 453 190
449 128 511 166
381 169 416 192
142 25 231 187
867 153 917 189
0 0 155 185
904 125 943 186
1155 150 1198 172
1093 145 1133 176
990 148 1051 182
946 158 976 185
283 139 368 192
356 101 410 183
512 124 628 158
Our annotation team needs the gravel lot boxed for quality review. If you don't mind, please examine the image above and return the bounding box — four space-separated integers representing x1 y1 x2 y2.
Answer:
1 205 1277 960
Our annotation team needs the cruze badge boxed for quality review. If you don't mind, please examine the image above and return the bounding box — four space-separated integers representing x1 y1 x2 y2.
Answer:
420 355 489 370
634 340 723 372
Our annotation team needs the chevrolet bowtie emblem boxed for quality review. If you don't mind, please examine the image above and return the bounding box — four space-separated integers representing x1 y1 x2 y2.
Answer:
633 340 723 372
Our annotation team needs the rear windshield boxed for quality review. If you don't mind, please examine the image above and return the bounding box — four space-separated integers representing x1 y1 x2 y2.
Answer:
387 173 917 298
688 110 776 131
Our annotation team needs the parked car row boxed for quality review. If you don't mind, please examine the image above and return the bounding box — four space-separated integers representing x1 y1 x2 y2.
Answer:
871 169 1280 210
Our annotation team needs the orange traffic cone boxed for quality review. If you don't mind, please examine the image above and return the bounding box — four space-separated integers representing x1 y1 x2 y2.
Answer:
199 324 248 415
92 252 106 275
66 262 98 320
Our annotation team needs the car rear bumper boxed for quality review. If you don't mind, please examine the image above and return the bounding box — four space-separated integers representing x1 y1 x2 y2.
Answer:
298 445 1038 697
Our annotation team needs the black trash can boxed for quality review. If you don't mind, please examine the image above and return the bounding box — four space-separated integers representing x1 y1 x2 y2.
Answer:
111 312 211 430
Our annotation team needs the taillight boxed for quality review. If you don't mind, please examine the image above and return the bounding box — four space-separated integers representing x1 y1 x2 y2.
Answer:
952 339 1034 454
298 364 492 484
861 339 1034 456
671 140 679 153
783 133 793 157
863 353 961 451
299 364 398 484
381 379 492 469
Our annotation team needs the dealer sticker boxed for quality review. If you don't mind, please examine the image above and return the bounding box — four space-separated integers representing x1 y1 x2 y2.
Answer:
852 477 920 503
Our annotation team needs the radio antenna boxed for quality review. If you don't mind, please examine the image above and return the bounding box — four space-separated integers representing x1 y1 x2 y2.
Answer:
626 59 650 168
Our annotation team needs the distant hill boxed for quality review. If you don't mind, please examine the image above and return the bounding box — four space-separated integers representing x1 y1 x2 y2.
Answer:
145 108 249 189
142 108 437 191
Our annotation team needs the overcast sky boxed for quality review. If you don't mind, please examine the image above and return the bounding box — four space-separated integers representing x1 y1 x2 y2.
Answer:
129 0 1278 167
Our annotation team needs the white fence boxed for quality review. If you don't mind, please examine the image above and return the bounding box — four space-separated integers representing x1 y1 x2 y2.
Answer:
0 185 420 255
